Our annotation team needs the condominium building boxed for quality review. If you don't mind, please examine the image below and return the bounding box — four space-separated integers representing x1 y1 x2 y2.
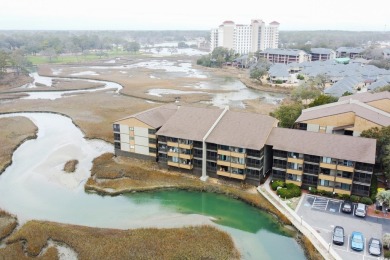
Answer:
210 20 279 55
113 104 377 196
295 91 390 136
267 128 376 197
310 48 336 61
258 49 311 64
336 47 365 59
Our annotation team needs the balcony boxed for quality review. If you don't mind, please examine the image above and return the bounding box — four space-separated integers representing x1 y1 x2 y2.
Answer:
317 185 333 192
179 153 193 160
217 160 230 167
334 188 351 195
353 178 371 185
179 164 193 170
231 151 246 158
217 170 231 178
168 161 179 167
149 143 156 148
167 141 178 147
320 162 337 170
148 134 156 139
286 179 302 186
335 177 353 184
287 168 303 175
167 151 178 157
218 149 230 156
318 174 335 181
337 165 354 172
287 157 304 164
231 162 246 169
179 143 193 149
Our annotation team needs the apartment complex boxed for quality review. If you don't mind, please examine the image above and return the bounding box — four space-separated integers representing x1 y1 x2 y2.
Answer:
258 49 311 64
336 47 365 59
113 104 377 196
310 48 336 61
295 92 390 136
210 20 279 55
267 128 376 197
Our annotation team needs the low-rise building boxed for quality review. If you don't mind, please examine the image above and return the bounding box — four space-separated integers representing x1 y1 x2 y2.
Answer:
267 128 376 197
295 91 390 136
113 104 377 196
336 47 365 59
259 49 310 64
310 48 336 61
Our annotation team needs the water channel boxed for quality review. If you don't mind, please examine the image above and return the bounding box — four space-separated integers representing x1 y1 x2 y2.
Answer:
0 112 305 259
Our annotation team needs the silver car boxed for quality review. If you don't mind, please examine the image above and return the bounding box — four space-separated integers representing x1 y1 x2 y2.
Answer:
368 238 382 256
355 203 366 217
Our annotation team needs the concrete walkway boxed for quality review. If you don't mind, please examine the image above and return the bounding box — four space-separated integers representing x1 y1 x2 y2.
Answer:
258 178 342 260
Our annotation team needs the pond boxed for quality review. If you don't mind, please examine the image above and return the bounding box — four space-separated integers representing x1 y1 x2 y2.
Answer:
0 112 305 259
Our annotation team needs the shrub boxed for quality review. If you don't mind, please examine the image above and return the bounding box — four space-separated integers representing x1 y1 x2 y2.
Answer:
350 195 361 203
341 194 351 201
308 187 317 195
384 251 390 258
275 80 283 84
360 197 373 205
323 191 333 197
384 233 390 249
276 183 301 199
271 180 285 191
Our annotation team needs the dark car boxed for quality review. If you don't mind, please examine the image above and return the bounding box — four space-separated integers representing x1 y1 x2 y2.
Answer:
332 226 344 245
368 238 382 256
341 201 353 214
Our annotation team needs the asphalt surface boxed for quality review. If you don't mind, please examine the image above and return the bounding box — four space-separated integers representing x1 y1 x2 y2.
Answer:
296 194 388 260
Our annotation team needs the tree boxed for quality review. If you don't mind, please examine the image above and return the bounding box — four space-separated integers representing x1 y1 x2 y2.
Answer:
361 126 390 180
0 51 9 76
308 94 338 108
342 91 353 96
178 42 189 48
376 190 390 208
270 103 303 128
249 68 266 82
124 41 140 53
291 85 321 102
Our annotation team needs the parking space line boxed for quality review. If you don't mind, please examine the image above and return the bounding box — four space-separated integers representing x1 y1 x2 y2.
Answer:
339 203 342 213
311 197 317 208
347 235 350 252
325 199 329 210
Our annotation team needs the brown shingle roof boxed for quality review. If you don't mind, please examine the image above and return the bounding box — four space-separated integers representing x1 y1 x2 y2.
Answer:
266 128 376 164
296 102 390 126
206 111 277 150
114 104 178 128
156 106 224 141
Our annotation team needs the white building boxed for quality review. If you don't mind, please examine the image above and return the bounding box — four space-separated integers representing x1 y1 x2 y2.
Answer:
210 19 279 55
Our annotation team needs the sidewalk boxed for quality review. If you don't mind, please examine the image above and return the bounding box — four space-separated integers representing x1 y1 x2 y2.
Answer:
258 178 342 260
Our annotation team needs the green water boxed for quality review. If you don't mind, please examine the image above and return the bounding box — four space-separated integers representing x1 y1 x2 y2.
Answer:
127 190 306 259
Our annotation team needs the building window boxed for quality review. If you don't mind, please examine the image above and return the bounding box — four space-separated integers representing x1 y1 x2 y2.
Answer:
322 157 337 164
129 127 134 131
114 142 120 149
149 147 157 153
113 124 120 132
114 133 120 141
148 128 156 135
149 138 156 144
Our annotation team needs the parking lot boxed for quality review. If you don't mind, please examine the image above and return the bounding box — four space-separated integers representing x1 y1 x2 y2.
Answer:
296 194 386 260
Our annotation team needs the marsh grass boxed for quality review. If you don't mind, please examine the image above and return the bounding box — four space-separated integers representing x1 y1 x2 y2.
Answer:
7 221 239 260
0 117 38 174
63 160 78 173
0 242 59 260
0 210 17 241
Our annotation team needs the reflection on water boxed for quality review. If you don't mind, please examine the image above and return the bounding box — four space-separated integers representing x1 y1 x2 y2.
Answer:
0 112 305 260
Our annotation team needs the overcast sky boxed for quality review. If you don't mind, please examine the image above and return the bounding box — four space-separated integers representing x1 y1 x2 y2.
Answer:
1 0 389 31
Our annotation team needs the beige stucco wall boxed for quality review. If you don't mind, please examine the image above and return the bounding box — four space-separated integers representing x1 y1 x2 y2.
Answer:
354 116 382 132
367 99 390 113
116 118 152 129
302 112 355 127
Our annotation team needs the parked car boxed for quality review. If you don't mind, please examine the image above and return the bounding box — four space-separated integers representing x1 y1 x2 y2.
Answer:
341 201 353 214
355 203 366 217
332 226 345 245
368 238 382 256
351 231 364 251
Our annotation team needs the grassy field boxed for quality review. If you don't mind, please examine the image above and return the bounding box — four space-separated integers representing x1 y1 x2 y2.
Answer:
86 153 291 225
6 221 239 260
0 117 38 174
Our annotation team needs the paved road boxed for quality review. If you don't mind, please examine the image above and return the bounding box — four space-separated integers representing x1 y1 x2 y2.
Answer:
297 194 387 260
